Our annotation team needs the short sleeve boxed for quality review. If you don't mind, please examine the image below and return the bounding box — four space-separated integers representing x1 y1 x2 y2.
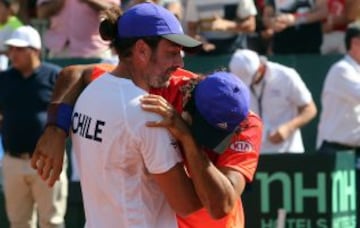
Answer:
286 69 313 107
323 61 360 102
138 115 183 174
237 0 258 18
185 0 199 22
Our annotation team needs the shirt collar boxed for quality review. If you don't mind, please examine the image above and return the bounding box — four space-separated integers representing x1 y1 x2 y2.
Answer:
344 55 360 74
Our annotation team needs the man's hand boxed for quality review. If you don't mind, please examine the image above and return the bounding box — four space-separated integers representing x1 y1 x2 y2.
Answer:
268 123 293 144
270 16 289 32
140 94 191 141
31 126 67 187
211 14 232 31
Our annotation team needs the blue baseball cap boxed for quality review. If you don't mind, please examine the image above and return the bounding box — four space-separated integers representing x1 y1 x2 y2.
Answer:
117 2 201 52
190 72 250 153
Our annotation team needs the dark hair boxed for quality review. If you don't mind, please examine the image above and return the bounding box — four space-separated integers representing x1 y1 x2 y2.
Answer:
99 6 162 58
345 22 360 50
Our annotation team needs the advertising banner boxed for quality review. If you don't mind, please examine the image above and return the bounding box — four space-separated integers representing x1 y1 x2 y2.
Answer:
242 152 357 228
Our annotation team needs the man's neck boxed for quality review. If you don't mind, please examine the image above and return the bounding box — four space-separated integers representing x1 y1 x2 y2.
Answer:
19 59 41 78
111 63 150 92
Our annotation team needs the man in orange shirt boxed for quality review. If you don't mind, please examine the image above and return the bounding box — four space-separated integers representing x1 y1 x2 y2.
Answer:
142 72 262 228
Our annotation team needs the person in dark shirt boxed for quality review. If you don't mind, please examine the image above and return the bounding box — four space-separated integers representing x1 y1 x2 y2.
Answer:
0 25 67 228
263 0 327 54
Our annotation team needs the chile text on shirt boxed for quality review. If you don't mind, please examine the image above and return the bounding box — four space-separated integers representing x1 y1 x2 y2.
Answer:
72 112 105 142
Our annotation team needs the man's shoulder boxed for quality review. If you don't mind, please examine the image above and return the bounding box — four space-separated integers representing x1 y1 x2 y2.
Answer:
231 111 263 142
0 67 15 76
40 62 62 73
267 61 302 83
268 61 297 74
0 68 19 81
172 68 198 78
239 111 262 132
90 63 116 81
332 57 354 70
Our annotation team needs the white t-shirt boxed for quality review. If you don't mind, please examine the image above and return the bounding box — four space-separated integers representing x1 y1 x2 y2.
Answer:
250 61 313 153
317 55 360 148
185 0 257 39
71 73 183 228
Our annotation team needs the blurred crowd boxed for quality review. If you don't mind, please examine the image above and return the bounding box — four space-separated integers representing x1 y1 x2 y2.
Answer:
0 0 359 69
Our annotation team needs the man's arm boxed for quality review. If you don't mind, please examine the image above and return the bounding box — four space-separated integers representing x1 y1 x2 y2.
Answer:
268 101 317 143
177 134 246 218
37 0 65 19
31 64 98 187
346 0 360 21
263 0 327 32
152 163 203 216
211 15 256 33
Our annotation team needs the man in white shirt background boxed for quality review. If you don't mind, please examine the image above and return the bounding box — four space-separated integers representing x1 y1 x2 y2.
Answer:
229 49 317 154
316 21 360 225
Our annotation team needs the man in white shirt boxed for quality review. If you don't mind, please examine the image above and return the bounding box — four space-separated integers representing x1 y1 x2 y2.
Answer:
316 21 360 225
229 49 317 153
33 3 203 228
317 21 360 153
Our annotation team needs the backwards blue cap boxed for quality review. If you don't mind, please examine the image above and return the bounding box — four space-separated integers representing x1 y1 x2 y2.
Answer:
117 2 201 52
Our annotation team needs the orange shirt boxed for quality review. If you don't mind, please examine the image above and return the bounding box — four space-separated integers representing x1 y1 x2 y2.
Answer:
177 111 262 228
89 64 262 228
89 63 116 81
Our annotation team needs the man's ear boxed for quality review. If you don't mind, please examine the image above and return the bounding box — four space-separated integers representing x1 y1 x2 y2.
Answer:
134 39 152 64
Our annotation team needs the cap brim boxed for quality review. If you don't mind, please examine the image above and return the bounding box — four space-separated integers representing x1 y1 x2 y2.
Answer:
5 39 29 48
162 34 202 54
190 108 235 154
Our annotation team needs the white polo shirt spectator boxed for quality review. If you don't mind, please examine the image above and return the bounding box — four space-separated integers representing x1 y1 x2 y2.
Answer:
230 49 317 153
316 23 360 224
317 55 360 149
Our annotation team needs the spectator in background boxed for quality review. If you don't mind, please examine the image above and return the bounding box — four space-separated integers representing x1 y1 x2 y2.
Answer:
317 21 360 155
0 26 68 228
321 0 352 55
0 0 22 71
12 0 37 24
229 49 317 153
345 0 360 21
316 21 360 225
36 0 120 59
124 0 184 20
185 0 257 55
246 0 274 55
160 0 183 20
263 0 327 54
